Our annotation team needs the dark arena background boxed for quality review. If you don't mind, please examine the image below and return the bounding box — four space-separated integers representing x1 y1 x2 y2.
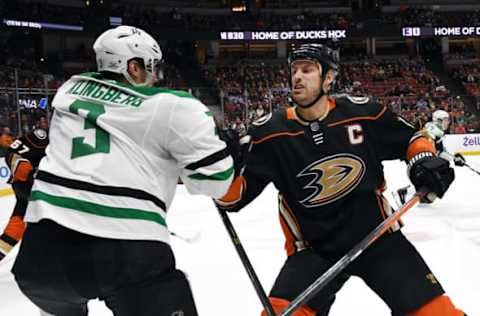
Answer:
0 1 479 315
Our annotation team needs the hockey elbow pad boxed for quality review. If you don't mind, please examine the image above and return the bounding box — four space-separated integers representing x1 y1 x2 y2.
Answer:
9 155 33 183
215 175 246 212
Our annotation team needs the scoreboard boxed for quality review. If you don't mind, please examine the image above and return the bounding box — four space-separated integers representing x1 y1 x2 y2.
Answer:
402 26 480 37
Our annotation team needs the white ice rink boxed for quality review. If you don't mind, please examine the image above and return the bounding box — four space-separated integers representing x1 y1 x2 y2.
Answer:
1 158 479 316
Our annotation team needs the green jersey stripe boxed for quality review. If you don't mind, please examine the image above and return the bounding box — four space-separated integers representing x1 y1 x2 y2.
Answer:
30 190 167 227
76 73 197 99
188 166 234 181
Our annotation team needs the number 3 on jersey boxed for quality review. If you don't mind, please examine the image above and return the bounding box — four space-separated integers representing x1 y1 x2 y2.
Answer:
69 100 110 159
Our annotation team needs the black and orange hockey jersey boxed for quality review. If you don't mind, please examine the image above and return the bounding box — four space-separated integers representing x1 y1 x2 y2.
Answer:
225 95 435 256
0 129 49 259
5 128 49 182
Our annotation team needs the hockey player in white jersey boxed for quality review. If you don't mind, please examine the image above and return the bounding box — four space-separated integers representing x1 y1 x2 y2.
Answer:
12 26 233 316
394 109 465 205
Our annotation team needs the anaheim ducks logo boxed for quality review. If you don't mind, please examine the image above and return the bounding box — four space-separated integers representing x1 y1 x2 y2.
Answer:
297 154 365 208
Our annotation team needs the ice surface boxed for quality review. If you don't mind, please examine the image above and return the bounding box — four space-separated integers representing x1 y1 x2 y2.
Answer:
1 158 479 315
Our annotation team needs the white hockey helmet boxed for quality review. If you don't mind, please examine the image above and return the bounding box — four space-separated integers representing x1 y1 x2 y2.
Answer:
93 25 163 86
432 109 450 131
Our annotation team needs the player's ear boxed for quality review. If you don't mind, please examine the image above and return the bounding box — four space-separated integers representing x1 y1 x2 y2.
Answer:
323 69 336 93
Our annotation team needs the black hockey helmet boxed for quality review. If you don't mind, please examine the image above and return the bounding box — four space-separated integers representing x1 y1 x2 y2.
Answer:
288 43 339 77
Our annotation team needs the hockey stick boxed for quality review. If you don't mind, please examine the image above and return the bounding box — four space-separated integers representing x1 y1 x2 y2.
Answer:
445 152 480 176
464 162 480 176
216 135 275 315
278 189 427 316
218 209 276 316
169 230 201 243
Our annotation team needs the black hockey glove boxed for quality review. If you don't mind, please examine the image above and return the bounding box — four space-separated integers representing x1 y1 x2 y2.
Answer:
216 129 252 213
408 152 454 203
219 128 251 176
453 153 466 167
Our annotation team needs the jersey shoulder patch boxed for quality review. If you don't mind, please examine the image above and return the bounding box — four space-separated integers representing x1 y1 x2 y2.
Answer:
33 128 48 140
334 95 384 118
334 93 370 105
249 109 298 144
252 112 273 126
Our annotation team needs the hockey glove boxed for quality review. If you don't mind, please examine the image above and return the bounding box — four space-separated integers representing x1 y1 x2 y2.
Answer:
453 153 466 167
219 129 251 176
216 130 252 212
408 152 454 203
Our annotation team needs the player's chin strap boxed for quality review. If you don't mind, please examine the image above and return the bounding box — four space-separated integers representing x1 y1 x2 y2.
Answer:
276 188 428 316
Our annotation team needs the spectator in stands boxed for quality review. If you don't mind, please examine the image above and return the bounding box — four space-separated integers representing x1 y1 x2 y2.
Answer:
454 124 466 134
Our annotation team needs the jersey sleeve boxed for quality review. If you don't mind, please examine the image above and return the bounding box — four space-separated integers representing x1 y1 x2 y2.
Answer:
240 140 276 204
372 106 418 161
372 105 436 161
5 137 28 169
166 97 233 199
4 136 35 183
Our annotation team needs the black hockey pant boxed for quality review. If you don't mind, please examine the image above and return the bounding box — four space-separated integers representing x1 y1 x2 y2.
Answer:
12 219 198 316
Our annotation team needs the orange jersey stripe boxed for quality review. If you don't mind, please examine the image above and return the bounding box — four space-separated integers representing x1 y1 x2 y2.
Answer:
280 197 304 237
286 98 336 124
279 215 297 257
376 194 387 221
217 175 246 206
279 196 308 256
328 97 337 111
327 106 387 128
286 107 296 120
252 131 304 145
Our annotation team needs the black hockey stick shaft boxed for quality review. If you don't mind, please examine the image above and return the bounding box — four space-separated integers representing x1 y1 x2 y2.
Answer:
278 189 427 316
464 162 480 176
218 209 276 316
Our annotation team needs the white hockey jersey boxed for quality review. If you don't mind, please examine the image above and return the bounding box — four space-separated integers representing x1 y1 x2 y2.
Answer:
424 121 453 161
25 73 233 243
424 121 445 141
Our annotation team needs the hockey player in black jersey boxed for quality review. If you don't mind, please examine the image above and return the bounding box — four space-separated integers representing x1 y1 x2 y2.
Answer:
217 44 466 316
0 127 48 261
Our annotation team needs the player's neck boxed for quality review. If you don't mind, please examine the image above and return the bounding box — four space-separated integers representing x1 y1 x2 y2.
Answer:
296 95 329 122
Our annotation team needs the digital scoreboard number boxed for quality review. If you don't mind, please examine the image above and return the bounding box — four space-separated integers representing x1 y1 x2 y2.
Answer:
402 27 421 37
